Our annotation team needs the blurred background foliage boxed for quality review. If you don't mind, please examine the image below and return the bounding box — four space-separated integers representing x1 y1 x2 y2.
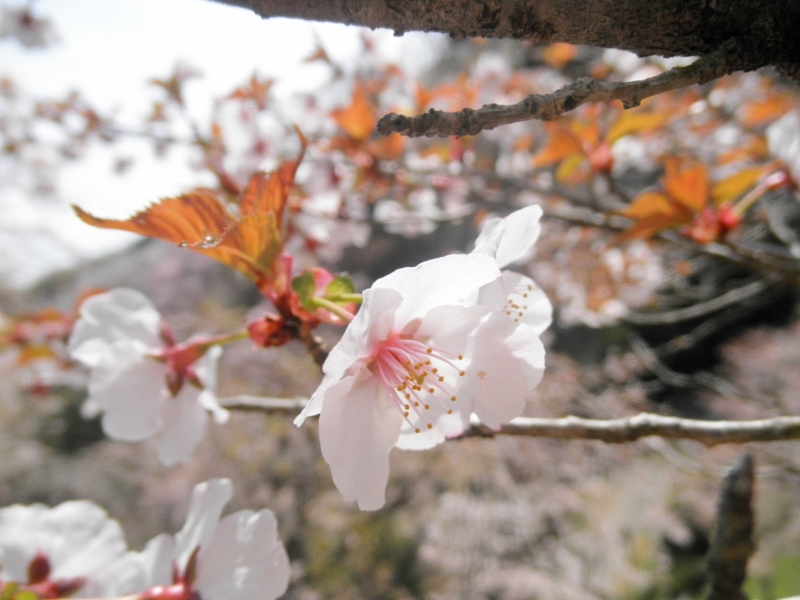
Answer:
3 2 800 598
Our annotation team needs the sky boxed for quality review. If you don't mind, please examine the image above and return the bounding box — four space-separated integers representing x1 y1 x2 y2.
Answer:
0 0 444 287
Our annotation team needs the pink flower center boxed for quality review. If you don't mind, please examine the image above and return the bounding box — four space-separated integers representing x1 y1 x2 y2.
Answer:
370 335 465 433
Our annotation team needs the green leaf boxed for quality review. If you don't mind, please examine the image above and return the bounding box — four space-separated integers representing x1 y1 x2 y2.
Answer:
0 583 19 600
15 591 38 600
325 275 355 299
292 271 317 310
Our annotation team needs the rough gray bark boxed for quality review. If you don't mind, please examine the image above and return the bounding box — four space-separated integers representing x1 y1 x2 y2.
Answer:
705 454 756 600
215 0 800 76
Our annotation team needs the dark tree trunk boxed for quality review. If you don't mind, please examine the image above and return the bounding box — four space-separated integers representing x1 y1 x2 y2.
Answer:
216 0 800 76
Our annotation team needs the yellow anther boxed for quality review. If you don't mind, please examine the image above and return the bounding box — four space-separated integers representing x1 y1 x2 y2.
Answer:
447 409 453 414
414 401 420 407
439 376 445 382
458 354 464 360
450 396 457 402
426 347 432 354
424 404 430 410
523 293 528 298
404 393 411 399
432 367 438 373
428 388 435 393
415 428 421 433
427 423 433 429
459 371 465 376
403 411 409 417
404 404 410 410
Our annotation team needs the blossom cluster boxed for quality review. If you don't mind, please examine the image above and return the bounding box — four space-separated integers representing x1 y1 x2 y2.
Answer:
0 479 289 600
67 288 229 466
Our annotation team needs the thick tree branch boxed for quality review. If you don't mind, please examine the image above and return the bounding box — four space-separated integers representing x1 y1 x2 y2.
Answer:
704 453 756 600
213 0 800 71
220 397 800 446
377 38 746 138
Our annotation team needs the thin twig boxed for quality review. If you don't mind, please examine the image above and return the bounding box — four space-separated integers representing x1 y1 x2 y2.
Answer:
623 280 768 325
704 454 756 600
463 413 800 445
219 395 310 412
628 334 740 397
221 396 800 446
378 39 746 138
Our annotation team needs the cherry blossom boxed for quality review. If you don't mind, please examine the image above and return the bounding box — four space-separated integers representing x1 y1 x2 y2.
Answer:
295 252 546 510
0 500 127 598
67 288 228 466
94 479 290 600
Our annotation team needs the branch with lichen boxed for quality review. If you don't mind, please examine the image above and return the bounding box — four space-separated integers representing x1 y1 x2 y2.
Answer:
220 396 800 446
378 38 749 138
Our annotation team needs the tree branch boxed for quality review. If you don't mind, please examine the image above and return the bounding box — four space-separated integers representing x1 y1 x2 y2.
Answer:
377 38 747 138
220 396 800 446
704 453 756 600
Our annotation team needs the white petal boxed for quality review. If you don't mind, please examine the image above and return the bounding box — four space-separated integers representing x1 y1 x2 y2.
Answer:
373 253 500 324
69 338 112 369
295 288 403 426
767 110 800 183
156 385 209 467
87 343 165 441
196 509 290 600
0 501 127 583
501 271 553 335
68 289 161 359
174 479 232 571
472 205 543 268
318 368 403 511
466 313 544 428
194 347 229 424
82 534 174 598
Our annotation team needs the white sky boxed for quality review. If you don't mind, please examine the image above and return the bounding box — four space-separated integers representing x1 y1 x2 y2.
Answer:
0 0 444 287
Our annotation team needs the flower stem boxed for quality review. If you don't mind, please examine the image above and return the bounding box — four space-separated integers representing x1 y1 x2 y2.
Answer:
198 330 250 349
325 293 363 304
309 297 356 322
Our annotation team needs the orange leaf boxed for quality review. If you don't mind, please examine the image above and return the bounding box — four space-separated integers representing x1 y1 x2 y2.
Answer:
331 82 376 142
623 192 674 219
607 109 671 143
710 165 771 206
533 124 584 167
663 158 708 212
555 153 586 183
740 94 795 127
541 43 577 68
74 139 306 287
618 205 693 241
16 344 56 366
228 74 273 111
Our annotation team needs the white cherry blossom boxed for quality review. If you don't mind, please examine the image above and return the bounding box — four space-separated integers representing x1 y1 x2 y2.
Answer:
296 252 545 510
0 500 127 598
95 479 290 600
68 288 228 466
